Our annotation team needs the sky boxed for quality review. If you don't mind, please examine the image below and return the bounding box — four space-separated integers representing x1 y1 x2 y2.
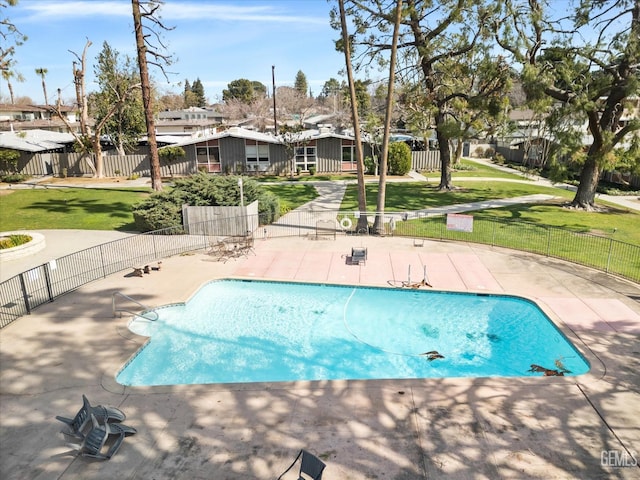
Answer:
3 0 350 105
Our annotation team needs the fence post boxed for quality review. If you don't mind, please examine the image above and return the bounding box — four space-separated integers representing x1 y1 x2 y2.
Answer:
491 220 496 246
43 264 54 303
18 273 31 315
546 227 552 257
606 237 614 273
99 244 107 278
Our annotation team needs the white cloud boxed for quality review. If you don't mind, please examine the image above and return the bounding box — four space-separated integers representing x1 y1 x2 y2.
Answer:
20 1 325 25
20 1 131 20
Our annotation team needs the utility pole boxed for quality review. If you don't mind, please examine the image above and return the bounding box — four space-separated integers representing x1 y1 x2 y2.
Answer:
272 65 278 135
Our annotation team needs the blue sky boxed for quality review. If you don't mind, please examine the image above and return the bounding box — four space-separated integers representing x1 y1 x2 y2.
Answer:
4 0 349 105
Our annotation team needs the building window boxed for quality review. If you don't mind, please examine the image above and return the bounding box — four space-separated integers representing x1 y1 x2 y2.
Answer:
341 140 356 171
245 140 270 171
295 145 317 171
196 140 221 173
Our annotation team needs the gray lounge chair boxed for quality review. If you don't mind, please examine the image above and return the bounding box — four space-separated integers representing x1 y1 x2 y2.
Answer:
277 449 326 480
66 413 137 460
56 394 126 438
351 247 367 265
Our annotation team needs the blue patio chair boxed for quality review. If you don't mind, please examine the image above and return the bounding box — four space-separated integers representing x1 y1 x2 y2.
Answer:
277 449 326 480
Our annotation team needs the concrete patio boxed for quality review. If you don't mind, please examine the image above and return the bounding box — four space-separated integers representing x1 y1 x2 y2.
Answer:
1 235 639 479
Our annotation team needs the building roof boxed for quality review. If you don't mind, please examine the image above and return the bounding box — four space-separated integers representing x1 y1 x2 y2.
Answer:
163 127 280 148
278 128 354 142
0 129 75 152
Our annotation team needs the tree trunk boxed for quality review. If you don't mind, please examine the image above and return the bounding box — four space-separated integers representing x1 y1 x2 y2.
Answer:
92 132 104 178
570 149 601 210
132 0 162 191
41 78 49 106
373 0 402 235
8 81 15 104
453 139 463 164
436 113 453 190
338 0 367 230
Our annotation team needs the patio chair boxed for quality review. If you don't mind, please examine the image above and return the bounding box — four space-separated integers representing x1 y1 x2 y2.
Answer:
66 413 137 461
351 247 367 265
277 449 326 480
56 394 126 439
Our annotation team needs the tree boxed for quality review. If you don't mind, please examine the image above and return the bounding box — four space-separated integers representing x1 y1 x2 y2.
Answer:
496 0 640 210
156 91 184 111
71 40 92 136
274 85 316 124
158 145 185 177
373 0 403 235
1 61 23 104
55 40 96 176
183 77 206 107
342 1 510 192
320 77 344 112
90 41 145 156
35 67 48 105
342 79 371 117
0 148 20 173
0 0 27 73
131 0 175 192
191 78 206 106
223 78 265 103
388 141 412 175
294 70 308 96
334 0 368 231
279 124 306 178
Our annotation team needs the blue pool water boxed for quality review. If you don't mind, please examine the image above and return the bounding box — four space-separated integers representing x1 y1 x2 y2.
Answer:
116 280 590 386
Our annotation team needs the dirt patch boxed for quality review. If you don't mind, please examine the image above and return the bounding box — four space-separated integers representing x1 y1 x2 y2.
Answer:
41 177 132 185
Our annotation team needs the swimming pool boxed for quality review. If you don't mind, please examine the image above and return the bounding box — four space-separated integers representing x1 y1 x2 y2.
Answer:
116 279 590 386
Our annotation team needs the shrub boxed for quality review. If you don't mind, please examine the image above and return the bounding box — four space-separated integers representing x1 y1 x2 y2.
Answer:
308 166 316 175
131 173 281 232
484 147 495 158
296 167 302 176
0 148 20 173
0 234 32 249
364 156 376 174
388 142 412 175
493 153 505 164
0 173 30 183
474 146 485 157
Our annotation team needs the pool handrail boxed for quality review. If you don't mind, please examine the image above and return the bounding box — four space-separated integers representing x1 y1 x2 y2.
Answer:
112 292 159 321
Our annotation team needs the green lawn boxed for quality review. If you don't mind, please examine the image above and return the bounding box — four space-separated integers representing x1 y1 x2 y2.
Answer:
2 174 638 247
0 187 151 231
260 183 319 211
340 181 639 245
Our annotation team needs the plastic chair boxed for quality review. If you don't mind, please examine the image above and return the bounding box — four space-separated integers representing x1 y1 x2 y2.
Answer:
56 394 126 439
351 247 367 265
66 413 137 460
277 449 326 480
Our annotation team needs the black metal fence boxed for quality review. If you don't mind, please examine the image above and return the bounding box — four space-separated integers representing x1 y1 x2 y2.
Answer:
1 211 639 328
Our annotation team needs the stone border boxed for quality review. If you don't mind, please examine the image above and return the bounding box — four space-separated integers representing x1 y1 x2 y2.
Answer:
0 231 46 261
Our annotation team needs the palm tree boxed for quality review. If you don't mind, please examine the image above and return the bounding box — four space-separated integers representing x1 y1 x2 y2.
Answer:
35 67 49 105
2 67 24 104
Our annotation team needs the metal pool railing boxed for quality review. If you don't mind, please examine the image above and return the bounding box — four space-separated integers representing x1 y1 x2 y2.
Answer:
1 210 638 328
